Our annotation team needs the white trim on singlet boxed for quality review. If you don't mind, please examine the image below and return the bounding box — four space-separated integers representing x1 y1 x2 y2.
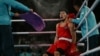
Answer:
59 37 72 43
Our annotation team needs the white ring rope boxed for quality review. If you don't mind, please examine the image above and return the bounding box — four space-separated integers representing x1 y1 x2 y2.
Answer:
78 22 100 42
76 0 100 55
11 0 99 55
14 43 85 47
12 19 61 22
14 44 51 47
85 0 89 51
80 46 100 56
12 31 81 34
13 31 55 34
75 0 87 18
77 0 100 29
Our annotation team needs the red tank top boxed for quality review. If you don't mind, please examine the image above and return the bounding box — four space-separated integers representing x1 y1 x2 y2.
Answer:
57 23 72 39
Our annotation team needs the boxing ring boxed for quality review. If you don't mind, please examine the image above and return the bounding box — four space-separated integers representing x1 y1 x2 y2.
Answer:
12 0 99 56
76 0 100 55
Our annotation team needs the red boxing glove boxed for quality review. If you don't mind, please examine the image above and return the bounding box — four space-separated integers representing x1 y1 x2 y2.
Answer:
68 13 75 19
69 43 80 56
47 44 56 55
70 43 77 53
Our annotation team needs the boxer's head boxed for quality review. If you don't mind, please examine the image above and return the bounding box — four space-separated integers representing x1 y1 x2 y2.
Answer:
59 9 69 20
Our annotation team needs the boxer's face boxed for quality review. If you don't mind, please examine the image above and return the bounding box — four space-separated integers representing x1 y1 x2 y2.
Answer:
60 11 68 20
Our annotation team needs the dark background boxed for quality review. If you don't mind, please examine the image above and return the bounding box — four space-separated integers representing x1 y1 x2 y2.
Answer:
11 0 100 55
12 0 100 31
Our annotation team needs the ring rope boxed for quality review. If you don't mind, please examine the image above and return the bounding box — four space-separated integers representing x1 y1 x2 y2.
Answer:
75 0 87 18
76 0 100 29
12 31 81 34
12 19 61 22
78 22 100 42
14 43 85 47
80 46 100 56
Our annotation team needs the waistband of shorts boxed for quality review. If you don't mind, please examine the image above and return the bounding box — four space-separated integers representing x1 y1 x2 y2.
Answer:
58 37 72 43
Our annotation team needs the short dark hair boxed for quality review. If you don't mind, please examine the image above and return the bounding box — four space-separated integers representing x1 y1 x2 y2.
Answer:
59 8 69 14
73 0 83 7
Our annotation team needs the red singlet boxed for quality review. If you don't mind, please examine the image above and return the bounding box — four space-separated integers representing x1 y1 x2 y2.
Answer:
57 23 72 39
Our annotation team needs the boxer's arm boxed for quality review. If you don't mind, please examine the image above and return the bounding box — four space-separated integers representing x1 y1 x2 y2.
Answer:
68 22 76 43
3 0 30 12
69 23 79 55
54 24 58 43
